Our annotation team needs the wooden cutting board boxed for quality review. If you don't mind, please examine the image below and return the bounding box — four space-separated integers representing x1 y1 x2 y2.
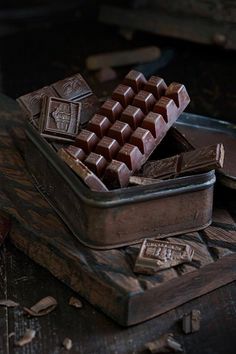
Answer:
0 95 236 326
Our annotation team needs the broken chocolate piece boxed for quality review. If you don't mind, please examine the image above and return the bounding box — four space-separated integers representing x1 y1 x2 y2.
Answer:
15 329 36 347
142 144 225 179
23 296 58 317
0 299 19 308
134 239 194 274
58 148 108 192
182 309 201 334
69 296 83 308
145 333 183 353
62 337 73 350
39 96 81 142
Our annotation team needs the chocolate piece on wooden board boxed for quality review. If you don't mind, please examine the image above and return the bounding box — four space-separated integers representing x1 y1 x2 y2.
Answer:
39 96 81 142
17 72 98 129
134 239 194 274
145 333 183 353
73 70 190 189
182 309 201 334
58 148 108 192
142 143 225 179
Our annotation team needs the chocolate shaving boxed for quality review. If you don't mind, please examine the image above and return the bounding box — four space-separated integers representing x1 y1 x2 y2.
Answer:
145 333 183 353
182 309 201 334
15 329 36 347
24 296 57 317
62 337 73 350
69 296 83 308
0 299 19 308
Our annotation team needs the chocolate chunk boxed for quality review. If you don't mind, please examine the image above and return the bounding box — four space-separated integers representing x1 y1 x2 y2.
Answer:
182 310 201 334
39 96 81 142
134 239 194 274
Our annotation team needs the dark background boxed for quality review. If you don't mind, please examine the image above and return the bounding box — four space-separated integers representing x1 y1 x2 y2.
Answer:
0 0 236 122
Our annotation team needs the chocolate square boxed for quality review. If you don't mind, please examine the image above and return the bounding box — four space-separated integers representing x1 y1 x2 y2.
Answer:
39 97 81 142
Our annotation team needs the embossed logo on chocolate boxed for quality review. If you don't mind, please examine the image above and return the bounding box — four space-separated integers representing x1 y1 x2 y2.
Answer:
51 103 72 132
52 74 91 100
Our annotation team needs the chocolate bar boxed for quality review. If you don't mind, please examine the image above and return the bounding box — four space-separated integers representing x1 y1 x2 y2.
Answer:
134 239 194 274
17 73 99 137
39 97 81 142
58 147 108 192
71 70 190 189
141 143 224 179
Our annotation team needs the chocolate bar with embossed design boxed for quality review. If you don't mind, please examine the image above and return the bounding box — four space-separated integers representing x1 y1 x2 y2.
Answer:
72 70 190 189
134 239 194 274
141 143 224 179
39 96 81 142
17 73 99 131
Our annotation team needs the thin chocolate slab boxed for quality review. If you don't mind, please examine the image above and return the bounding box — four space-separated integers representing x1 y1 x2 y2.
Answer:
51 73 91 100
142 144 224 179
134 239 194 274
58 148 108 192
39 97 81 142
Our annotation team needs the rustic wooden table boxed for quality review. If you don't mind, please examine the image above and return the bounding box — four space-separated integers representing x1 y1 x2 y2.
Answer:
0 240 236 354
0 92 236 354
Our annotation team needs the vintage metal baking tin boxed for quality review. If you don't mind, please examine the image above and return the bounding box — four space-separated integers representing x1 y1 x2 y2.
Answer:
176 113 236 189
25 118 215 249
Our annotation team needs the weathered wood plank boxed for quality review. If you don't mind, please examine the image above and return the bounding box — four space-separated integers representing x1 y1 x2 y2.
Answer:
99 5 236 49
202 208 236 258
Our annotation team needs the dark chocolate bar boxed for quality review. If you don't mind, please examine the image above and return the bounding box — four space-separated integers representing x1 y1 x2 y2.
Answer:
39 96 81 142
134 239 194 274
141 143 224 179
58 147 108 192
17 73 99 134
72 70 190 188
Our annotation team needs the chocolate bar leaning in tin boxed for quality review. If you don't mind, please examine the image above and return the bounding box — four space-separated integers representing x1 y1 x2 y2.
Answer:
141 143 225 180
71 70 190 189
134 239 194 274
58 146 108 192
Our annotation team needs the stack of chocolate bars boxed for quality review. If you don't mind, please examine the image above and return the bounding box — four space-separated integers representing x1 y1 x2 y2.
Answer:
18 70 224 193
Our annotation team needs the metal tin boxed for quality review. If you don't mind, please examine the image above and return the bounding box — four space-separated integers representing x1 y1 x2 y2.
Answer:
25 120 215 249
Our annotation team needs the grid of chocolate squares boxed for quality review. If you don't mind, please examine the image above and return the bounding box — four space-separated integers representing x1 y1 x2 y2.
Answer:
57 70 190 190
